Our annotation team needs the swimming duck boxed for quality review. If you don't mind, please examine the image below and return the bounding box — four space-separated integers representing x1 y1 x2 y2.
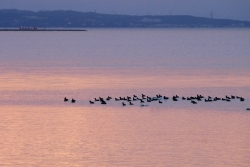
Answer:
240 97 245 101
163 96 169 100
205 99 212 102
64 97 68 102
191 101 197 104
172 97 178 101
101 100 107 104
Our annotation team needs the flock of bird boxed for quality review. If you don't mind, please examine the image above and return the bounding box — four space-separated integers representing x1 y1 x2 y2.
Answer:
64 94 248 109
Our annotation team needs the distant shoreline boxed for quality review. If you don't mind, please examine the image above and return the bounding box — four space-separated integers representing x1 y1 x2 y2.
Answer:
1 27 248 30
0 29 87 31
1 9 249 28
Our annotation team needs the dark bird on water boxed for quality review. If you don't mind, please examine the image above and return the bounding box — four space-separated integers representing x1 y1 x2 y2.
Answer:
101 100 107 104
89 101 94 104
214 97 220 101
172 97 178 101
191 101 197 104
175 95 179 98
133 97 138 101
71 98 76 103
163 96 169 100
64 97 68 102
205 99 212 102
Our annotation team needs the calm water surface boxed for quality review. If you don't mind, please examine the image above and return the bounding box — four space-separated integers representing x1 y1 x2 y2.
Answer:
0 29 250 166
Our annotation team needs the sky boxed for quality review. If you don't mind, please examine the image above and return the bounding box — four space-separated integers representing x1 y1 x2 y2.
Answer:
0 0 250 21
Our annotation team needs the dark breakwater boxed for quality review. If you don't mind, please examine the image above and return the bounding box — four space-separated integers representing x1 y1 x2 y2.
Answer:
0 29 87 31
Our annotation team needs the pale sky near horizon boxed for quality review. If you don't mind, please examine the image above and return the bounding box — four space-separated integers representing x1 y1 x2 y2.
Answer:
0 0 249 21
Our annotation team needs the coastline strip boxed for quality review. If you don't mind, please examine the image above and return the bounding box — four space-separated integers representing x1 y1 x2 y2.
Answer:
0 29 87 31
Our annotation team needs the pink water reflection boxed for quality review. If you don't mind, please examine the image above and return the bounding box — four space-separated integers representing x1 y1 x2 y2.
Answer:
1 67 250 91
0 106 250 166
1 29 250 166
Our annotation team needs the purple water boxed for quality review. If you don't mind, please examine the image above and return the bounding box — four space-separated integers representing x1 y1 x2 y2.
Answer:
0 28 250 166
